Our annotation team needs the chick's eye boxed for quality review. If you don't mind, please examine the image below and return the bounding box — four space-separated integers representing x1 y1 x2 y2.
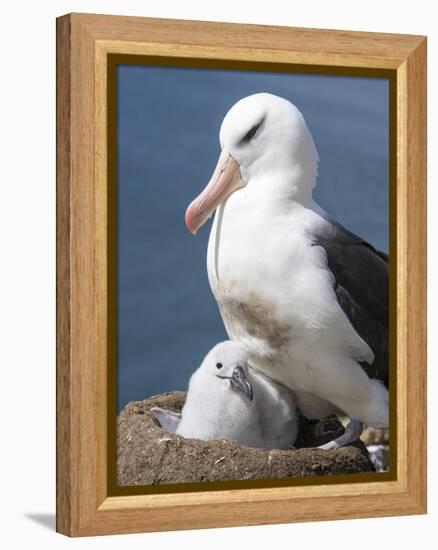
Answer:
216 362 223 369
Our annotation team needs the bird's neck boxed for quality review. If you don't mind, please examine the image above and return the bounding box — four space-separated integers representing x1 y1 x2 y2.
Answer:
238 144 318 207
240 167 316 212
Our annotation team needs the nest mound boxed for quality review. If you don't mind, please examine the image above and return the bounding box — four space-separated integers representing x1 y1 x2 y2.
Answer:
117 391 374 486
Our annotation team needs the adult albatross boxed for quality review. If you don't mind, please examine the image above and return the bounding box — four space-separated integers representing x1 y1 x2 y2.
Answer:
185 93 388 448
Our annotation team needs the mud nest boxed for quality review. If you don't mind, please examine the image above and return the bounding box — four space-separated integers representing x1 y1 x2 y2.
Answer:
117 391 374 486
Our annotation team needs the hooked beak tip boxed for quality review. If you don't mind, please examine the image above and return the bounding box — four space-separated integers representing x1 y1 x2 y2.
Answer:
185 205 198 235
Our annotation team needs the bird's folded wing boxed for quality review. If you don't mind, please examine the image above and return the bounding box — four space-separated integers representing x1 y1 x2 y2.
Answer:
312 216 389 386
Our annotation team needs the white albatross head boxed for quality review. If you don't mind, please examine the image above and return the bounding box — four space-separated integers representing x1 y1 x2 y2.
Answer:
185 93 319 234
192 341 254 402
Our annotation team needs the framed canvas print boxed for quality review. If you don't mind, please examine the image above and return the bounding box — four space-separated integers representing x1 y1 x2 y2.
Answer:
56 13 427 536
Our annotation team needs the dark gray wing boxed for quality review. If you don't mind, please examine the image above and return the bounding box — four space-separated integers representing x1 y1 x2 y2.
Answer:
312 216 388 387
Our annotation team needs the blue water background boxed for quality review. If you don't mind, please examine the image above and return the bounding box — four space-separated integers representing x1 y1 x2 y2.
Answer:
117 65 389 411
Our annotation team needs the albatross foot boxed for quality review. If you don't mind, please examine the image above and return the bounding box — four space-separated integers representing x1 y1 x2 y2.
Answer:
317 418 364 450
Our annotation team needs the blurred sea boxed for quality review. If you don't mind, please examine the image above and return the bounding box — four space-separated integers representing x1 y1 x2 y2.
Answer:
117 65 389 411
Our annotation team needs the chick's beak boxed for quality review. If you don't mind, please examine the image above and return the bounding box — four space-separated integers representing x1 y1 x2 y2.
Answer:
230 366 253 401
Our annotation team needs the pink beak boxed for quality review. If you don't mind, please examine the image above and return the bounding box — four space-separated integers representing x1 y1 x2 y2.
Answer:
185 149 241 235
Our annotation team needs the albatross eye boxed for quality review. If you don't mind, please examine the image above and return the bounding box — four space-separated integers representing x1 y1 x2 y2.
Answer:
240 118 264 144
216 362 223 369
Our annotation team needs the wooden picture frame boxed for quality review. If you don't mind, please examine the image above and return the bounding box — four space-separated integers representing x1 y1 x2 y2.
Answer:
56 13 427 536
